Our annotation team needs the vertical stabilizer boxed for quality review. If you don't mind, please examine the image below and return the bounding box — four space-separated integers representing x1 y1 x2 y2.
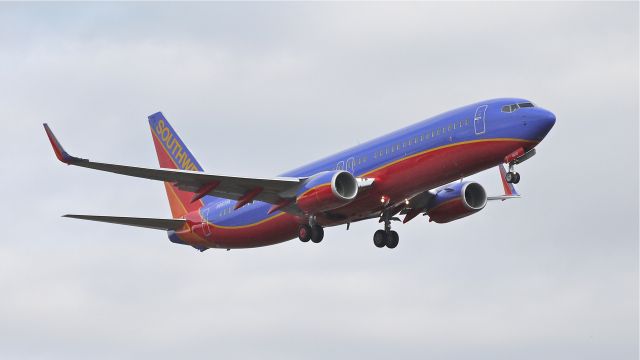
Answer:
148 112 204 218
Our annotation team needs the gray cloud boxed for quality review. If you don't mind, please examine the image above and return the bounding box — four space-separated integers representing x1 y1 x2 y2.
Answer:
0 2 637 360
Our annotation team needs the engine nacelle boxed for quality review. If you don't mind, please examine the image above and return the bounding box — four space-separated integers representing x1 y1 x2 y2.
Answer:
296 170 358 214
427 181 487 223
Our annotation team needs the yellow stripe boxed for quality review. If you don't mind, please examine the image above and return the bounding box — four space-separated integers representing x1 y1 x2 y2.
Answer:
298 183 331 199
151 127 204 207
193 137 534 230
205 211 289 230
164 184 210 243
151 128 184 170
362 138 535 177
203 183 329 230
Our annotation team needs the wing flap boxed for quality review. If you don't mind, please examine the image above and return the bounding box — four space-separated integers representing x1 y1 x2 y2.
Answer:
63 214 187 231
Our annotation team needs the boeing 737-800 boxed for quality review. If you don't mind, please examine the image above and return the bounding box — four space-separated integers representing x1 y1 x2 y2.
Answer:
45 98 555 250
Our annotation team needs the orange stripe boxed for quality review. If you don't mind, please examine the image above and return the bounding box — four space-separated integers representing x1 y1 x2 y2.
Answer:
298 183 331 198
204 212 288 230
189 138 533 230
362 138 535 177
151 126 204 208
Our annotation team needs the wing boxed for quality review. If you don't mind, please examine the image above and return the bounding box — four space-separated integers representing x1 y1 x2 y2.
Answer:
44 124 306 208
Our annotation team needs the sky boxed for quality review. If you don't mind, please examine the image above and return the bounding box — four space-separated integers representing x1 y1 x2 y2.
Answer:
0 2 638 359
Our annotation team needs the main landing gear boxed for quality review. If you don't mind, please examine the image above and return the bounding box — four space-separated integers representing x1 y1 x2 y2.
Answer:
373 214 399 249
505 162 521 184
298 218 324 244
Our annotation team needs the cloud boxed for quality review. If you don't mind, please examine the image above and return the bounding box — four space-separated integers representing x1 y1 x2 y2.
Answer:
0 2 637 359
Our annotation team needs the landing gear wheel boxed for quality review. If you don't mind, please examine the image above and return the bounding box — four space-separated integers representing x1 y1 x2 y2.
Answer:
505 171 514 183
373 230 387 248
298 225 311 242
310 225 324 243
386 231 399 249
512 172 521 184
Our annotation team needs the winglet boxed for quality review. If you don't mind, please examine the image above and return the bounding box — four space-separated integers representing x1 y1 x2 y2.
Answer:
43 124 85 164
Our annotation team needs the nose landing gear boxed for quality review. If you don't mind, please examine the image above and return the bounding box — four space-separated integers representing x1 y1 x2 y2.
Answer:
505 163 521 184
504 148 537 184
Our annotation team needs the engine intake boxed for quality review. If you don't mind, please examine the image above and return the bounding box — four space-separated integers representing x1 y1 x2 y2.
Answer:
296 170 358 213
427 181 487 223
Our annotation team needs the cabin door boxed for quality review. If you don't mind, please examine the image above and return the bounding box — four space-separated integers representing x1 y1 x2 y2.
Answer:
474 105 487 135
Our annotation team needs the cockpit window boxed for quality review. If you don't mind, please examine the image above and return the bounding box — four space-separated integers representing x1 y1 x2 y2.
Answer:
501 102 535 113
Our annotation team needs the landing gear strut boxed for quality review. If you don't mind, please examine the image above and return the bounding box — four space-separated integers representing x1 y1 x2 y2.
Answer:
373 214 399 249
505 162 521 184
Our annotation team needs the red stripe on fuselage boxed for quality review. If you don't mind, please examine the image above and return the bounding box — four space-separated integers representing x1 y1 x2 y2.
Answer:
174 138 535 249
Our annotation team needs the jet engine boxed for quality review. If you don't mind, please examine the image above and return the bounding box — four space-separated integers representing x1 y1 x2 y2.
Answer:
296 170 358 214
427 181 487 223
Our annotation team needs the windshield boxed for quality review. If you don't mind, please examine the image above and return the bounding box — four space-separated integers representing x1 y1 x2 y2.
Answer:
501 102 535 113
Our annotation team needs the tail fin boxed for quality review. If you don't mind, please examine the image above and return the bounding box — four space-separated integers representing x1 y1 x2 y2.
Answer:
148 112 204 218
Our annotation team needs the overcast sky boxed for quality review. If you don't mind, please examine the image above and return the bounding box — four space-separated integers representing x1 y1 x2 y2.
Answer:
0 2 637 360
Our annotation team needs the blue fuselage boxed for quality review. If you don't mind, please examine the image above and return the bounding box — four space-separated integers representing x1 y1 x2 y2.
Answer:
203 98 555 228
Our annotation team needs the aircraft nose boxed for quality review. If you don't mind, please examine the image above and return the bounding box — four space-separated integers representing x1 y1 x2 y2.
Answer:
541 109 556 130
529 108 556 140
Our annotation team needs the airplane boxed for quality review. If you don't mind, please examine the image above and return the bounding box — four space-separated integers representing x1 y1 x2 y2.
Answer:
44 98 555 250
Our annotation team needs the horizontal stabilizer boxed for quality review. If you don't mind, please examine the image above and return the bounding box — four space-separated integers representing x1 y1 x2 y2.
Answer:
63 214 186 230
487 195 521 201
